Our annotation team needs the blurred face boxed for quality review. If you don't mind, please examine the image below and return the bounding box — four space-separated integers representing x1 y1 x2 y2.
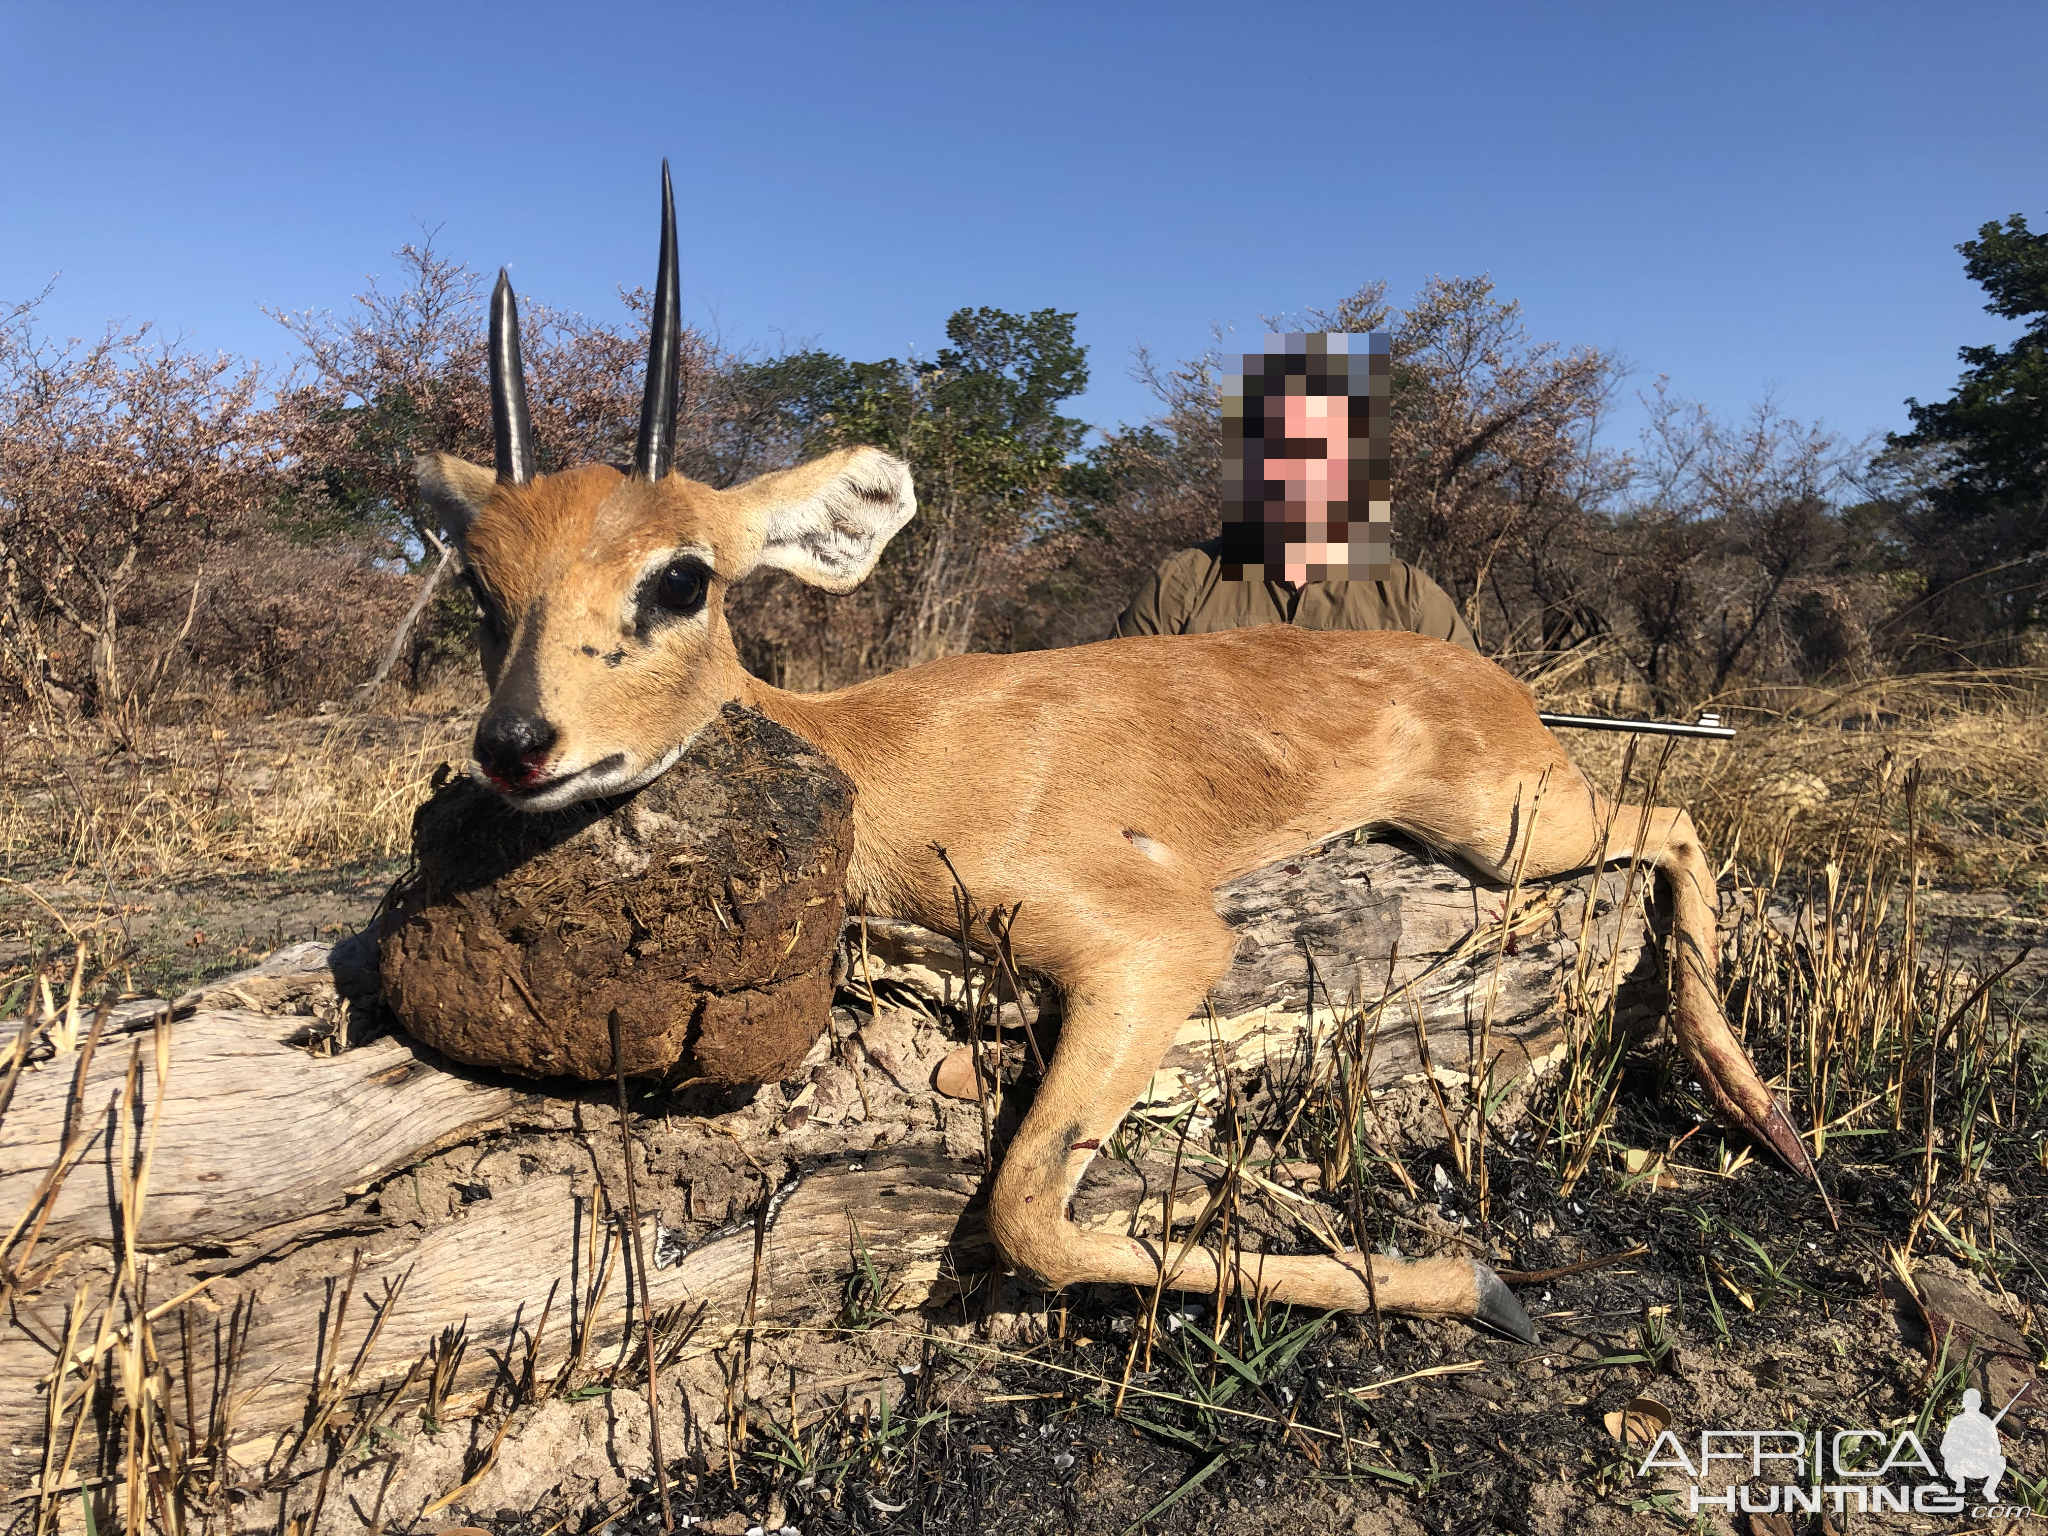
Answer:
1220 335 1391 584
1262 393 1353 585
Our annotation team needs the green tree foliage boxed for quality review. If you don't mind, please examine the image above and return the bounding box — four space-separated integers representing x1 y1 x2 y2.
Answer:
1891 211 2048 651
803 306 1089 534
727 307 1093 677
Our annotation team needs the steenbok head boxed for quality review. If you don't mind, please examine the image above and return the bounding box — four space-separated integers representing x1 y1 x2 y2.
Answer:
415 163 915 811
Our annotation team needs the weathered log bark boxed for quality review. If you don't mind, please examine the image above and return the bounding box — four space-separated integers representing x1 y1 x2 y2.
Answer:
0 836 1654 1522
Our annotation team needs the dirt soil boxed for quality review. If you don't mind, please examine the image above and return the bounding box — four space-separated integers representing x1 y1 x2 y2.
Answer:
230 1032 2048 1536
0 861 400 1000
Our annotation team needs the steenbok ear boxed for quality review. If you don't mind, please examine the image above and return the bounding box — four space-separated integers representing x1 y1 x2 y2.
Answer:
729 447 916 592
415 453 499 547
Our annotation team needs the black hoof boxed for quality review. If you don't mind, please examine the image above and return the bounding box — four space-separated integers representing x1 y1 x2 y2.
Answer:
1473 1262 1538 1344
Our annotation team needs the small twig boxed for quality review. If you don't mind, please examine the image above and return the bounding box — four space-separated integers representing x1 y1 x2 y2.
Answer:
40 1275 218 1383
1344 1359 1485 1398
357 547 453 696
1495 1244 1649 1286
417 1410 516 1521
505 969 554 1034
1406 989 1464 1180
932 842 1000 1160
1348 1184 1384 1354
1122 1090 1200 1412
849 909 877 1120
727 1164 777 1481
2 1006 112 1305
988 903 1047 1074
0 1010 39 1128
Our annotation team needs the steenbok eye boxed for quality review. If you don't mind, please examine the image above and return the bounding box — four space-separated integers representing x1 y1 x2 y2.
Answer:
653 561 708 614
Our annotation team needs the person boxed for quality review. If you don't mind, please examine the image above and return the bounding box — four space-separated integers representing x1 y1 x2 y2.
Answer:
1940 1388 2007 1500
1111 332 1476 652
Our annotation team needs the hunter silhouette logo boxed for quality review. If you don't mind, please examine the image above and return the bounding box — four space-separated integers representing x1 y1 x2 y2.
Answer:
1941 1386 2025 1501
1638 1383 2035 1518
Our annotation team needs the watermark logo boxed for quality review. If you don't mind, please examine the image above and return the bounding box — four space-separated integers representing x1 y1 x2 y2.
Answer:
1941 1388 2011 1501
1635 1385 2031 1520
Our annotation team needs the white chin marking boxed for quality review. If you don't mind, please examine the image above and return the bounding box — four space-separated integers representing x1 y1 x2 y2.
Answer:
586 741 690 801
468 738 696 814
509 778 603 813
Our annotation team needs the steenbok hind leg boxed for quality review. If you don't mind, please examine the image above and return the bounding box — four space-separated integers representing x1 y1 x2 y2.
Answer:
1423 769 1812 1177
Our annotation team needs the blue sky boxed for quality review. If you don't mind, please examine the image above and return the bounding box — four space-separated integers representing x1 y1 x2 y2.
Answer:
2 2 2040 452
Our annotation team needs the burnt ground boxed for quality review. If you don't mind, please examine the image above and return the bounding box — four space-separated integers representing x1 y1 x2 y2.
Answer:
531 1061 2048 1536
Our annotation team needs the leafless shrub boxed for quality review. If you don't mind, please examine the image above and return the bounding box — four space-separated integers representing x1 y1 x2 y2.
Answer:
182 536 416 709
0 290 278 728
1600 385 1872 707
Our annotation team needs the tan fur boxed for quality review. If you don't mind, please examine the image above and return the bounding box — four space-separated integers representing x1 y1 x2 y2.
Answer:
419 446 1807 1330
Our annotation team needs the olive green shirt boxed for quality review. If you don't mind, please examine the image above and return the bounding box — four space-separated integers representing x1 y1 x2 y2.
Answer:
1111 540 1478 652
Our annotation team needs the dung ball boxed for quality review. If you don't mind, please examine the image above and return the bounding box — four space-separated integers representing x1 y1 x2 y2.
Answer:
380 704 853 1084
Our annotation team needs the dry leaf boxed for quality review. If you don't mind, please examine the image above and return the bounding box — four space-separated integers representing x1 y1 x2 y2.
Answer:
1711 1260 1757 1311
1621 1147 1679 1190
932 1045 983 1101
1603 1394 1672 1447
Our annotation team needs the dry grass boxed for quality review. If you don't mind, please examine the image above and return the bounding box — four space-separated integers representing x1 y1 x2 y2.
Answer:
0 702 478 886
1523 670 2048 1255
1531 664 2048 900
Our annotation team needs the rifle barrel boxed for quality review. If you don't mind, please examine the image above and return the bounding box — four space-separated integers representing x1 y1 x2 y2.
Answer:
1989 1382 2032 1428
1538 713 1736 741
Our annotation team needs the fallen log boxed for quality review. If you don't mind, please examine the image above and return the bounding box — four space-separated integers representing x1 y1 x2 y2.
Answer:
0 833 1654 1526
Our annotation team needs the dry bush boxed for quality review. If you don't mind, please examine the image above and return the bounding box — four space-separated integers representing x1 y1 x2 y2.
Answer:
174 536 417 710
0 291 280 728
0 241 848 730
1539 710 2043 1249
266 243 759 551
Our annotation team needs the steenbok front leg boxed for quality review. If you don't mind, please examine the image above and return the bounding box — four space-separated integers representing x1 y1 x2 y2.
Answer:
986 917 1535 1340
